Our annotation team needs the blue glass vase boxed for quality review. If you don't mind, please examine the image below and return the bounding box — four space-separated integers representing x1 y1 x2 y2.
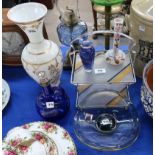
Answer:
79 41 95 72
57 21 87 46
36 85 70 119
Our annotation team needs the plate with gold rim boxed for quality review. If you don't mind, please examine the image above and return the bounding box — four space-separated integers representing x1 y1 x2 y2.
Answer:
3 127 58 155
3 122 77 155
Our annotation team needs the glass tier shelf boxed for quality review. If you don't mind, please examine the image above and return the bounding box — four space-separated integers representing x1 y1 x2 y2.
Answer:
70 30 136 85
71 51 136 84
76 84 129 109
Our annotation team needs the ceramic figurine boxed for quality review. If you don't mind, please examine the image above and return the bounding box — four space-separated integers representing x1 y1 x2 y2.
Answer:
141 60 153 117
7 2 70 119
125 0 153 77
79 41 95 72
56 0 87 46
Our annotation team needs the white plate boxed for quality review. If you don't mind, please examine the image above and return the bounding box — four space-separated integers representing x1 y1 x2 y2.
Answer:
3 122 77 155
2 79 10 110
3 127 58 155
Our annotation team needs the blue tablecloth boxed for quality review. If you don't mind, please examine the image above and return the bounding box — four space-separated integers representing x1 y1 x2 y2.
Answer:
2 66 153 155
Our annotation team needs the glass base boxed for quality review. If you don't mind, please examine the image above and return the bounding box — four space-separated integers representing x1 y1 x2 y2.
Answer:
36 85 70 119
74 90 140 151
74 105 139 150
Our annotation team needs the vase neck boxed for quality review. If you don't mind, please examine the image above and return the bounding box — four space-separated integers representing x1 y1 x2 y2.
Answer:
19 19 45 43
18 19 48 54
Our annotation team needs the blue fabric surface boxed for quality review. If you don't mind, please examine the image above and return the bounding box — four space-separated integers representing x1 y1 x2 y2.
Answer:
2 66 153 155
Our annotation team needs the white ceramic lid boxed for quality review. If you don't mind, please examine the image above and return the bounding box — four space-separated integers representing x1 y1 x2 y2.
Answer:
131 0 153 22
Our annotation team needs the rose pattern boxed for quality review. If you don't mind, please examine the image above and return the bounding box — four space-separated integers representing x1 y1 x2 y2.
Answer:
34 133 44 140
4 150 17 155
22 124 31 129
9 139 21 147
67 149 76 155
18 145 28 152
63 131 70 140
3 122 77 155
33 133 46 144
41 122 57 133
3 144 28 155
32 131 58 155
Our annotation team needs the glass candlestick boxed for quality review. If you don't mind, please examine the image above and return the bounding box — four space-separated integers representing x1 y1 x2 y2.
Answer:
79 41 95 72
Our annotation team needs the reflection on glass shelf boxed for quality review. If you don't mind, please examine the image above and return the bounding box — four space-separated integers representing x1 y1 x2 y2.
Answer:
71 51 136 84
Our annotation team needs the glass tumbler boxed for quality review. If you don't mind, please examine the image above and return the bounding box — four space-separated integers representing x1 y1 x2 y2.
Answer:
79 41 95 72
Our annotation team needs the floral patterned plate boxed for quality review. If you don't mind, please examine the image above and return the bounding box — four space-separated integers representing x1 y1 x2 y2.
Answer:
22 122 77 155
3 127 58 155
2 79 10 110
3 122 77 155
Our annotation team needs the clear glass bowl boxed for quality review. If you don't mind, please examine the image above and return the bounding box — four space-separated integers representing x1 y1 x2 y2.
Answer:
74 90 140 150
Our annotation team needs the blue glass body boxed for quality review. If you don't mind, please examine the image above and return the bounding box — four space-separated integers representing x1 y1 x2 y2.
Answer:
57 21 87 46
79 41 95 72
36 85 70 120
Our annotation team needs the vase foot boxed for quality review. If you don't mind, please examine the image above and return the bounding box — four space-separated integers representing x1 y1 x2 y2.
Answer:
36 85 70 119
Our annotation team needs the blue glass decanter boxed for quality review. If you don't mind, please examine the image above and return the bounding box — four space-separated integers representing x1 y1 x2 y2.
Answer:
56 4 87 46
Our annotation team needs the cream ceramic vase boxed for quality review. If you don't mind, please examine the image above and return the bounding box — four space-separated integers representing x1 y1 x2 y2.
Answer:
125 0 153 77
7 2 63 87
7 3 70 119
